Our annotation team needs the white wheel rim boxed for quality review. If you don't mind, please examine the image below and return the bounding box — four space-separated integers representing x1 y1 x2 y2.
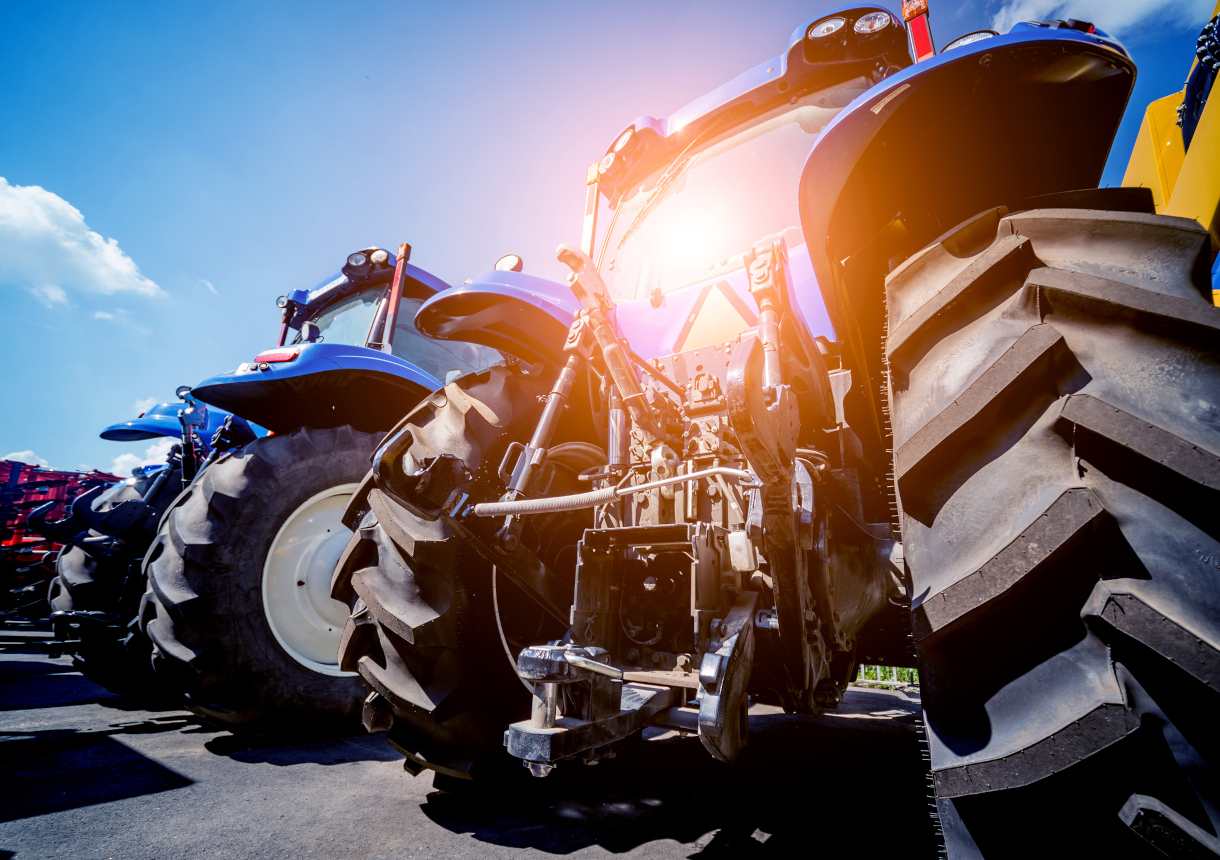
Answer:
262 483 359 676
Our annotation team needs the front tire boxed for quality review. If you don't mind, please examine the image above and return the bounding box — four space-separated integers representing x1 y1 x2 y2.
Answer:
141 425 378 735
886 205 1220 857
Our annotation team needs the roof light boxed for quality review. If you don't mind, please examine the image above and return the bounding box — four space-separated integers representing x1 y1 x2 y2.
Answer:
346 252 367 267
599 150 617 175
494 254 524 273
942 30 997 51
611 128 634 152
253 347 300 364
808 17 845 38
901 0 928 21
369 249 389 264
855 11 891 33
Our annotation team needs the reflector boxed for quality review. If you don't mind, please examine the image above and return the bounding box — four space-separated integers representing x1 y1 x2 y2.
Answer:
253 348 300 364
901 0 928 22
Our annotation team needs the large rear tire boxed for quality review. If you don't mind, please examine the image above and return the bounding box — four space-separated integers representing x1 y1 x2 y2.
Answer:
886 205 1220 857
331 366 597 781
141 425 377 735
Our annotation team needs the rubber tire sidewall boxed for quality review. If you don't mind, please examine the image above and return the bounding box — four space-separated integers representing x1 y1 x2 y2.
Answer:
146 426 377 734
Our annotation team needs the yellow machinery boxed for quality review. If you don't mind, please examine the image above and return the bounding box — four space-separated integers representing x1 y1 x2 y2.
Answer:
1123 1 1220 304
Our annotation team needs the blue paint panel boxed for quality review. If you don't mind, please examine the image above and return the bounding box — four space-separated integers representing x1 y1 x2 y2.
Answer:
100 400 235 442
193 341 441 398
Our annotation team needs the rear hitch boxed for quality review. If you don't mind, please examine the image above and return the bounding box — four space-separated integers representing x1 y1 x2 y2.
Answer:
506 643 681 774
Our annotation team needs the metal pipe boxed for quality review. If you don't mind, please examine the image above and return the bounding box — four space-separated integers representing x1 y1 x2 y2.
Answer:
532 682 559 728
496 351 583 550
608 386 629 472
381 243 411 354
528 356 579 454
557 244 665 445
471 467 758 517
564 651 623 679
623 343 687 402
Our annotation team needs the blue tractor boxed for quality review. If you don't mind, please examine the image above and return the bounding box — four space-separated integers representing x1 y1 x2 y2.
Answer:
40 393 244 695
332 5 1220 857
138 245 501 735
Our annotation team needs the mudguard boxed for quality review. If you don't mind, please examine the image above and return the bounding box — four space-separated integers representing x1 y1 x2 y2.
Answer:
191 342 441 434
100 400 235 442
797 22 1136 468
415 270 582 367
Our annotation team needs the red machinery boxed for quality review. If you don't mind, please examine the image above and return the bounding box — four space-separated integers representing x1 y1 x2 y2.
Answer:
1 459 120 616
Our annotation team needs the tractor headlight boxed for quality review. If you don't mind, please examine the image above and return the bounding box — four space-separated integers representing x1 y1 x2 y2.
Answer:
611 128 634 153
854 11 891 34
347 252 368 267
369 249 389 264
808 17 845 38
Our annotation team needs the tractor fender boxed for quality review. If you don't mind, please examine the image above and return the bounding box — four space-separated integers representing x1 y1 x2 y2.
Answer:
191 343 442 434
100 399 236 442
414 270 582 367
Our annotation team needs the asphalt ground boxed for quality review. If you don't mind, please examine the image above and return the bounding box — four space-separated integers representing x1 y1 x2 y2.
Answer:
0 635 938 860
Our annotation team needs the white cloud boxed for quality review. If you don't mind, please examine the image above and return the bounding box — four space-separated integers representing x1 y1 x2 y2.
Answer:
0 176 162 306
201 279 217 295
93 310 114 320
991 0 1213 35
110 437 175 477
133 396 159 415
35 284 68 305
4 450 50 468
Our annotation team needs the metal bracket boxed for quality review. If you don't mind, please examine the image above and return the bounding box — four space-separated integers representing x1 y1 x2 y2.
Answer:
506 657 680 774
696 590 758 762
390 454 473 521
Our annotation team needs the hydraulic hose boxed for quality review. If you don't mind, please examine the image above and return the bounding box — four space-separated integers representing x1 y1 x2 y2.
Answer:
473 486 618 517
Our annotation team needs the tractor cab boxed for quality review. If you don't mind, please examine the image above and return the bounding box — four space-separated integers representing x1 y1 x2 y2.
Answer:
191 246 502 433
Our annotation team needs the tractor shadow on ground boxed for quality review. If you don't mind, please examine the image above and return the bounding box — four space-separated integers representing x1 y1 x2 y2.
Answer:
421 688 938 858
0 719 197 822
0 653 123 711
203 728 403 766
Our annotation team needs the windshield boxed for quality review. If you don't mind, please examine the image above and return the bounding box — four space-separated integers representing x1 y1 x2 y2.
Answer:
292 286 384 347
599 77 870 302
392 298 505 384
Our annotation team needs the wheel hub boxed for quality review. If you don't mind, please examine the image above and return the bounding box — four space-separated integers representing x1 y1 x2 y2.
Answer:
262 483 359 676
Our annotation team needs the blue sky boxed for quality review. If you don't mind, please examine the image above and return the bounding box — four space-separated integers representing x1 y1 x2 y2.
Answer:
0 0 1212 475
